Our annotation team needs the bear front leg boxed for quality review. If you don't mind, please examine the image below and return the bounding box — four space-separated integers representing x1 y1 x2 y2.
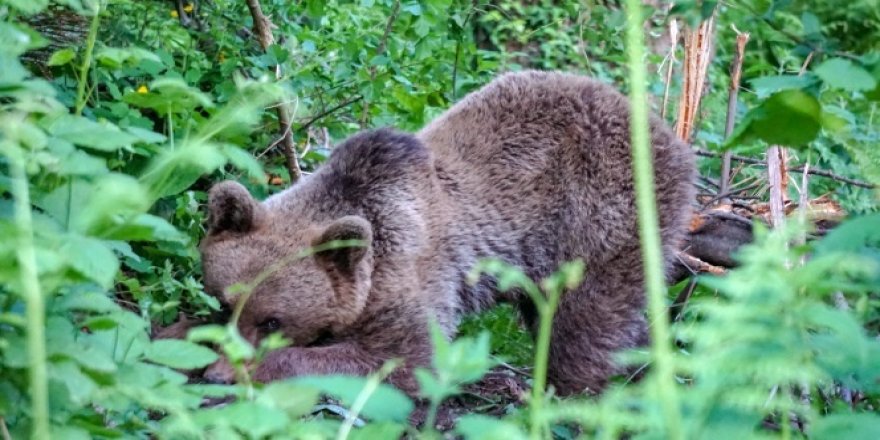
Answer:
253 342 379 381
544 264 649 396
225 341 422 394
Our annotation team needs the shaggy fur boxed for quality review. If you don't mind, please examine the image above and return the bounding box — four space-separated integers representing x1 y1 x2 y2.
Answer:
200 70 695 395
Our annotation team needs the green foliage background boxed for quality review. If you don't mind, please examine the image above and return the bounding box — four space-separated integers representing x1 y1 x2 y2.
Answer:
1 0 879 438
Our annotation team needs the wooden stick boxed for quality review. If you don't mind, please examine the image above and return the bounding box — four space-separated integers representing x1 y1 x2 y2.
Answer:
765 53 815 228
766 146 787 227
720 30 749 199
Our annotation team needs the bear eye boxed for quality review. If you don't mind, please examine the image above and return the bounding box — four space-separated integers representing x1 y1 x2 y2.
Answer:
259 318 281 332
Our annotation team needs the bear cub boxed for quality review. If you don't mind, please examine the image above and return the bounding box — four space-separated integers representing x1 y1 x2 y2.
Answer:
200 70 695 395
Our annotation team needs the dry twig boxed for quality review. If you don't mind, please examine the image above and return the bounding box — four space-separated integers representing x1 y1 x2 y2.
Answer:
720 29 750 198
660 19 679 119
694 149 875 189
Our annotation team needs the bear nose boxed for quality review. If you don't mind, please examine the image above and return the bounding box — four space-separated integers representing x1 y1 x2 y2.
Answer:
201 375 233 385
203 358 236 384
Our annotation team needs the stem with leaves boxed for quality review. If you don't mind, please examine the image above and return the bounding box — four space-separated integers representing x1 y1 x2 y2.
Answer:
75 3 102 116
469 259 583 440
530 297 555 436
623 0 683 439
5 147 49 439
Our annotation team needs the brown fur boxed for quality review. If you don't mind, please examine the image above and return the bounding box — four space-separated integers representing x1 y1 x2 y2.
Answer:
200 71 695 395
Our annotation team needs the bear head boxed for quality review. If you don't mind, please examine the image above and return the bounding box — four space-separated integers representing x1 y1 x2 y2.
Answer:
199 180 375 349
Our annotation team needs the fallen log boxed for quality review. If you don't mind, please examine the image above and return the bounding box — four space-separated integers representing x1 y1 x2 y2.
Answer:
669 196 846 283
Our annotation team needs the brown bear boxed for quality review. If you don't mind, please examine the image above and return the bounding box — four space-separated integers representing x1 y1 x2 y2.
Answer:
199 70 695 395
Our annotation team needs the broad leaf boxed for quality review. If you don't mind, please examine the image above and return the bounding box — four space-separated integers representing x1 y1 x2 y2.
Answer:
815 58 877 92
726 89 821 149
44 114 139 152
294 375 414 422
47 48 76 66
144 339 219 370
60 234 119 288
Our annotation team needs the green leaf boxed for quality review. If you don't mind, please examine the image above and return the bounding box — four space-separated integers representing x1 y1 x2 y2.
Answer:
821 106 855 138
50 426 90 440
45 114 139 152
81 316 119 330
293 375 414 422
813 413 880 440
60 343 118 373
124 77 214 115
727 89 822 149
257 382 321 418
749 74 816 98
222 145 265 183
196 402 290 438
95 46 161 69
125 126 167 144
456 415 528 440
144 339 219 370
47 48 76 66
348 422 406 440
58 291 120 314
73 174 150 235
304 0 324 18
801 12 822 37
48 360 96 404
139 142 226 200
99 213 187 243
815 58 877 92
814 214 880 256
60 235 119 288
4 0 49 14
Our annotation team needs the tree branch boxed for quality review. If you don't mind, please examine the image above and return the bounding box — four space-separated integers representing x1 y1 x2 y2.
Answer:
362 0 401 125
244 0 302 182
695 149 875 189
297 95 364 134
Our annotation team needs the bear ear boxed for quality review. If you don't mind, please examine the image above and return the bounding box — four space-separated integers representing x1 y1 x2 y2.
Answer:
312 216 373 275
207 181 264 234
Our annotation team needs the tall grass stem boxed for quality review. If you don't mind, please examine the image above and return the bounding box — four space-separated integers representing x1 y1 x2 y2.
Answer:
623 1 683 438
8 150 49 439
75 5 102 116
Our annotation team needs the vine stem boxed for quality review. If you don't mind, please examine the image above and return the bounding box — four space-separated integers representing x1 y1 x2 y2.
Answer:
623 1 683 439
7 148 49 439
74 3 102 116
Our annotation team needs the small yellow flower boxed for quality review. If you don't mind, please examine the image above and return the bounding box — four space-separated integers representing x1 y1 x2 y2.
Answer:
137 85 148 94
218 51 226 62
170 10 178 18
183 4 194 12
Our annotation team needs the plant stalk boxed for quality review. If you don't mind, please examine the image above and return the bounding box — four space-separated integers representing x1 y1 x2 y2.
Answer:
529 301 556 440
8 149 49 439
623 1 683 439
75 5 102 116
